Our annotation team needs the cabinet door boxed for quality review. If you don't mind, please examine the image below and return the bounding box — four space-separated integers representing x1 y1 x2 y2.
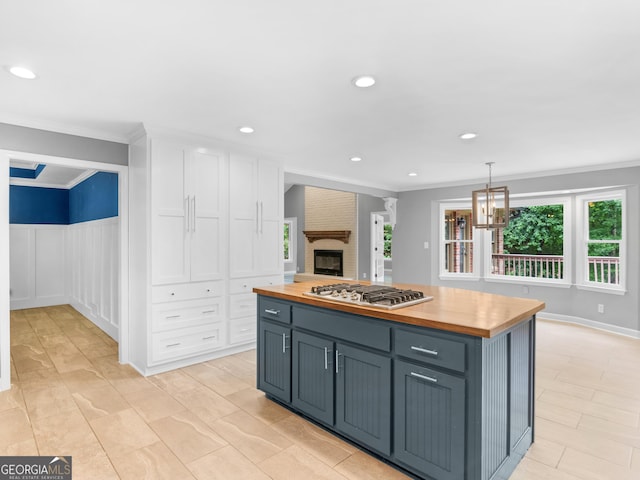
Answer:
151 139 189 285
189 150 226 282
258 321 291 403
394 360 465 480
335 343 391 456
229 153 257 277
256 159 282 275
292 331 334 425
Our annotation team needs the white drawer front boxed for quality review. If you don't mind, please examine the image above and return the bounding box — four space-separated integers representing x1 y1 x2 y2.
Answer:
229 275 282 294
151 298 224 333
152 280 224 303
151 323 226 364
229 293 257 318
229 317 256 345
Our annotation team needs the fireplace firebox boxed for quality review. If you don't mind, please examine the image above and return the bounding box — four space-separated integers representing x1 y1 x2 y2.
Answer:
314 250 343 277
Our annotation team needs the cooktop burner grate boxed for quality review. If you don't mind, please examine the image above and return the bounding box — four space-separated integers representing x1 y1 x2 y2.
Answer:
304 283 433 309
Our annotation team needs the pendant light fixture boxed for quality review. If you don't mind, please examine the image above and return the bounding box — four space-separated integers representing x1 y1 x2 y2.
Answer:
472 162 509 229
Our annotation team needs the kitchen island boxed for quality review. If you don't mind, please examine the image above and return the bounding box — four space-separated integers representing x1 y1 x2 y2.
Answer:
254 281 545 480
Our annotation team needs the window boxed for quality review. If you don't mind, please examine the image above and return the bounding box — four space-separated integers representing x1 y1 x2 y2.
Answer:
440 204 477 278
284 217 297 273
384 223 392 259
576 191 625 292
488 197 570 284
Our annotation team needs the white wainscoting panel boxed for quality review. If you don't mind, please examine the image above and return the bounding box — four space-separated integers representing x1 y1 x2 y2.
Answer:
10 225 67 309
68 217 120 340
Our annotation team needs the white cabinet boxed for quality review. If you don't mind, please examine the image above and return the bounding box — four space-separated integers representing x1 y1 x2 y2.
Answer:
229 154 283 278
228 154 283 348
151 139 226 285
129 129 283 375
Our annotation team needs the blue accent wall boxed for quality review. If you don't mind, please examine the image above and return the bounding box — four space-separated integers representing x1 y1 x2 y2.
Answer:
9 171 118 225
10 186 69 224
69 172 118 224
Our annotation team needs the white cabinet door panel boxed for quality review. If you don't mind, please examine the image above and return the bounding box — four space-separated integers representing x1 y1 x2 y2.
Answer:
152 216 189 284
190 217 222 281
230 220 256 277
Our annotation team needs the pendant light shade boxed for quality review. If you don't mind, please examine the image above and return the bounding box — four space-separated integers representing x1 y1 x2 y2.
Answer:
472 162 509 229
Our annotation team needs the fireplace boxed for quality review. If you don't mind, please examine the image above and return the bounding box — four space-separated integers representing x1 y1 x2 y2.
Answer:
314 250 343 277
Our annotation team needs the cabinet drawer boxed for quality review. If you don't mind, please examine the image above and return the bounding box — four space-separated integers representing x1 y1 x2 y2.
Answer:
229 275 282 294
152 280 224 303
229 317 256 345
151 298 223 333
259 298 292 324
293 305 390 352
150 323 226 364
230 293 257 319
395 329 465 373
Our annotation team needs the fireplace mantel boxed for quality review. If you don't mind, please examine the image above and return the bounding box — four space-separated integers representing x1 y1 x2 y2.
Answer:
303 230 351 243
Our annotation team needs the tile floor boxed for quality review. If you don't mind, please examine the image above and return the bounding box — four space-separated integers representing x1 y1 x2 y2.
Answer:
1 305 640 479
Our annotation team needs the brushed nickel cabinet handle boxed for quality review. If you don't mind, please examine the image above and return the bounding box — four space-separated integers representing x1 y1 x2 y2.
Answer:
264 309 280 315
411 372 438 383
282 333 290 353
411 346 438 356
166 342 181 348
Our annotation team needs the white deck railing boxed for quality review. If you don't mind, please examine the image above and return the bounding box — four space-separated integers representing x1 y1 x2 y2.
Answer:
491 254 620 284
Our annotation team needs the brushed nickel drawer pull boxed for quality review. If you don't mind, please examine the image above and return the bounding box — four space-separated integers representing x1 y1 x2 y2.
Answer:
411 346 438 356
240 328 250 332
264 309 280 315
202 335 216 340
166 342 181 348
324 347 328 370
411 372 438 383
202 310 216 314
166 315 181 319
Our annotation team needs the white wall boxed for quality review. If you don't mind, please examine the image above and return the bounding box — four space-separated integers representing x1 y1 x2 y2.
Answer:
10 225 67 309
68 217 120 340
9 218 120 340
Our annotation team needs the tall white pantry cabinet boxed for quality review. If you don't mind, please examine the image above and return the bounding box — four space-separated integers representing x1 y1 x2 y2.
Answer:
129 129 283 375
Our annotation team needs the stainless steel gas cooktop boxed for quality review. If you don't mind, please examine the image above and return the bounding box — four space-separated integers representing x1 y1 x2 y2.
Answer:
303 283 433 310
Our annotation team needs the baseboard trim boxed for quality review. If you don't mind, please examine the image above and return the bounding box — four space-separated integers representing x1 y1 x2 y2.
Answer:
539 312 640 339
10 296 70 311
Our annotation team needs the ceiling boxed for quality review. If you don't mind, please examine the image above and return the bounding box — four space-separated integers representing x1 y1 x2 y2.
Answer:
1 0 639 192
9 160 95 189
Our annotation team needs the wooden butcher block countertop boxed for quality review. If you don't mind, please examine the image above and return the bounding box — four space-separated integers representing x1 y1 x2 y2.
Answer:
253 281 545 338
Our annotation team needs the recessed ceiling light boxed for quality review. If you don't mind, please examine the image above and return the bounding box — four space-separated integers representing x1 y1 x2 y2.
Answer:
8 66 37 79
238 126 254 134
350 156 362 162
459 132 477 140
408 172 418 177
352 75 376 88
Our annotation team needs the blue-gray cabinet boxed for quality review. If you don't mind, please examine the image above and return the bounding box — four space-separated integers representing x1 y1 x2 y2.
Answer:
394 359 465 480
257 298 292 402
292 330 334 424
256 295 535 480
335 342 391 456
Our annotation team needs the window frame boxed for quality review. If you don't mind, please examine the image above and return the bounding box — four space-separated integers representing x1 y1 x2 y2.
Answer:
485 196 572 287
439 202 480 281
575 190 626 294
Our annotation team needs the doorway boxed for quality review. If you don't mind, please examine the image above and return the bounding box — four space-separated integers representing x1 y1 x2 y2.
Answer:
370 212 392 283
0 150 129 391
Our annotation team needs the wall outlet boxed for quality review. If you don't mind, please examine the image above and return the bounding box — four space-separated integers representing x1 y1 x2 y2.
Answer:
363 273 367 279
597 304 605 314
424 241 429 249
